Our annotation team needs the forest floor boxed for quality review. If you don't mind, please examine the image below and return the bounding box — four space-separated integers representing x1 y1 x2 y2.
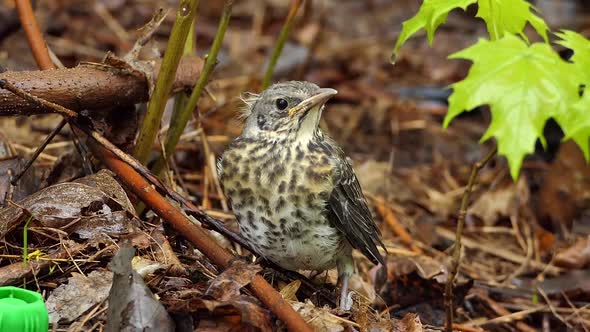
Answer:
0 0 590 331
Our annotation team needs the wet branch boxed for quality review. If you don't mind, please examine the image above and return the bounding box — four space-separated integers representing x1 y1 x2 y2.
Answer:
0 56 203 116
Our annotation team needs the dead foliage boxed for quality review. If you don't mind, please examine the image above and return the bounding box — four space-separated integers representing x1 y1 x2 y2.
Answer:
0 0 589 331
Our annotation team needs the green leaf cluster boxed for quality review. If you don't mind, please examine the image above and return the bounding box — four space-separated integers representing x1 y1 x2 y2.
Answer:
393 0 548 54
393 0 590 179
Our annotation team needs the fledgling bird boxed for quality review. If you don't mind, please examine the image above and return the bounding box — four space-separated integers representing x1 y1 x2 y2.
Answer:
218 81 386 309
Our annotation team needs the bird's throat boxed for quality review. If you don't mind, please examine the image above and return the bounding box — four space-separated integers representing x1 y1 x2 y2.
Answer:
294 105 323 143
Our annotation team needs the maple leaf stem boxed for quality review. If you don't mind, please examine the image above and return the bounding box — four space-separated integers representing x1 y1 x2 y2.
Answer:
444 145 497 332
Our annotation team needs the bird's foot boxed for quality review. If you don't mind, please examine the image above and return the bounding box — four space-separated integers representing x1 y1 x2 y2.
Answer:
339 291 353 311
338 273 353 311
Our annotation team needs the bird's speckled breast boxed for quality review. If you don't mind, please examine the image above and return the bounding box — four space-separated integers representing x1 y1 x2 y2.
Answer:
219 136 348 271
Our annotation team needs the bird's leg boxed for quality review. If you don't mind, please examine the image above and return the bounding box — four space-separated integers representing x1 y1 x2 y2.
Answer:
336 253 354 311
339 273 351 310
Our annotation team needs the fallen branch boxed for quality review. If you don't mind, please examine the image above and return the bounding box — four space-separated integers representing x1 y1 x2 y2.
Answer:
0 56 203 116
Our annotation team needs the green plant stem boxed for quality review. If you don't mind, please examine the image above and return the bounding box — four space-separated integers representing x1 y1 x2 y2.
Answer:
161 18 196 169
183 18 196 55
137 19 197 215
22 215 33 266
261 0 304 89
151 0 233 175
134 0 200 165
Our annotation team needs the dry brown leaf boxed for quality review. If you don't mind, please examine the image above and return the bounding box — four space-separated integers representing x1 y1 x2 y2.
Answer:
106 244 174 332
0 170 138 239
470 178 528 226
280 279 301 302
291 300 349 332
392 313 424 332
46 270 112 324
206 260 261 302
131 255 166 277
538 141 590 228
554 235 590 269
349 273 377 304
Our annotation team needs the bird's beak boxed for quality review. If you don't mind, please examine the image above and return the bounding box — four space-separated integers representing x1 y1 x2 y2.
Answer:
289 88 338 118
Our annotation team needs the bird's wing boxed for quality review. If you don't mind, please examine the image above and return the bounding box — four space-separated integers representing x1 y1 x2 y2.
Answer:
327 152 386 266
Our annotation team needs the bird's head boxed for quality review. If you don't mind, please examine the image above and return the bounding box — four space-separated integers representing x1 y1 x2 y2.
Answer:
240 81 337 141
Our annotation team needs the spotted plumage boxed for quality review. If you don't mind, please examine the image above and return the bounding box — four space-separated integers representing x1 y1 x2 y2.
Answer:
218 81 386 309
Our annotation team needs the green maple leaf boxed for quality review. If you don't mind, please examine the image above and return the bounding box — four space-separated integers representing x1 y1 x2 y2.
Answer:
556 30 590 84
476 0 548 42
554 30 590 160
392 0 549 56
444 35 579 179
559 94 590 160
392 0 477 55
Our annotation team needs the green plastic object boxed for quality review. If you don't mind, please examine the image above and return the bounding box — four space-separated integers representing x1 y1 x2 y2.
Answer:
0 286 48 332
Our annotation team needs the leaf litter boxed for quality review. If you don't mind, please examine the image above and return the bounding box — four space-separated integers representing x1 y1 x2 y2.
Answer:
0 0 589 331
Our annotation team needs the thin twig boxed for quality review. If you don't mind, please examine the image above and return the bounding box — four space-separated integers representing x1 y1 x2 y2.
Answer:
68 121 94 175
59 234 85 277
444 146 497 332
69 301 107 332
262 0 304 88
451 324 485 332
151 0 234 175
537 287 572 328
0 254 98 263
436 227 561 273
124 8 168 62
475 290 538 332
479 308 544 326
11 118 67 185
503 215 533 283
95 3 131 46
11 144 56 162
562 292 590 332
200 130 229 211
372 196 421 254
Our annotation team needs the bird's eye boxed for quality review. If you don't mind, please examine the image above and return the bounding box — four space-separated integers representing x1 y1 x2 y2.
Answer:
275 98 288 110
